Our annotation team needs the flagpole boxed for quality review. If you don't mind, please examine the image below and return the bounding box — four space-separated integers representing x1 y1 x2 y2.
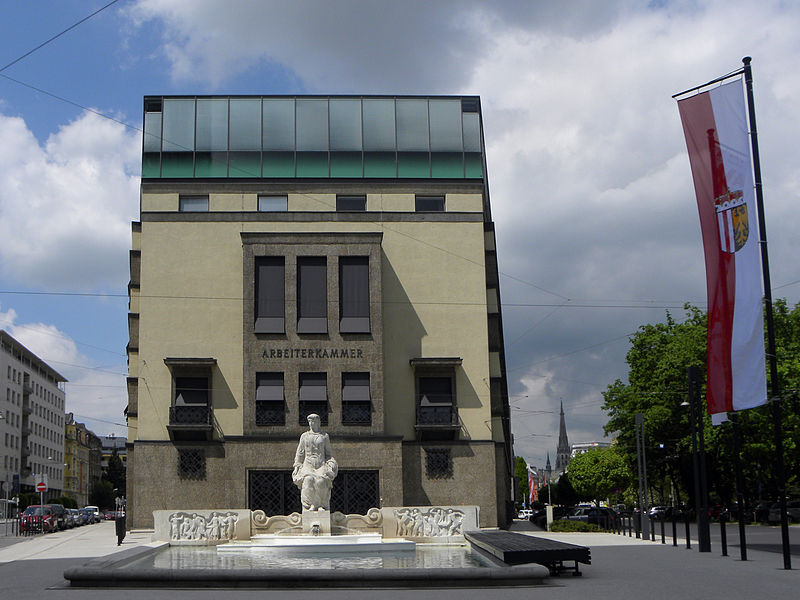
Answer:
741 56 791 570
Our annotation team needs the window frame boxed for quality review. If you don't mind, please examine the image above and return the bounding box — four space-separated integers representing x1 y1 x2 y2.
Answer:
339 256 370 333
255 372 285 426
178 195 209 212
299 372 328 425
258 195 288 212
297 257 328 334
254 256 285 334
336 195 367 211
415 195 445 212
341 372 371 426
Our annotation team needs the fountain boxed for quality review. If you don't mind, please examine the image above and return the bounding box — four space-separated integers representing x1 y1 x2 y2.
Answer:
63 414 550 587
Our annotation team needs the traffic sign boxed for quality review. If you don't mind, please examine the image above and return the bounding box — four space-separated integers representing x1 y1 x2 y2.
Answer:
36 482 47 492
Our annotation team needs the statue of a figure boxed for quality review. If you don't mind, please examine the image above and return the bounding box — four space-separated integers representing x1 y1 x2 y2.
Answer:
292 413 338 511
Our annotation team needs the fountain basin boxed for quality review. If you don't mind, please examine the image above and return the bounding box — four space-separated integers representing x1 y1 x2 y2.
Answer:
218 533 415 553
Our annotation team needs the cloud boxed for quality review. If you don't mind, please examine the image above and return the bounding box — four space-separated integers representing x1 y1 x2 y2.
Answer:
0 111 140 291
1 305 127 436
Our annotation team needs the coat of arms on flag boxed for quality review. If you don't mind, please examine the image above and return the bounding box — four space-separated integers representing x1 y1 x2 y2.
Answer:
716 191 748 253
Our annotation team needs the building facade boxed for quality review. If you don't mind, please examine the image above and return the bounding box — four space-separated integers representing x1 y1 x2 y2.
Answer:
64 413 103 506
127 95 513 528
1 330 67 500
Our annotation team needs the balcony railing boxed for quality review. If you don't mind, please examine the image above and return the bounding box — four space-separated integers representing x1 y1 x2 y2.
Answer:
415 405 459 427
167 404 214 441
169 405 213 426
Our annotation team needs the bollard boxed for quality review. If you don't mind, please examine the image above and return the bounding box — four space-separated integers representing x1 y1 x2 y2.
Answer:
651 516 656 541
672 514 677 547
635 513 641 538
685 513 691 549
720 514 728 557
661 514 666 544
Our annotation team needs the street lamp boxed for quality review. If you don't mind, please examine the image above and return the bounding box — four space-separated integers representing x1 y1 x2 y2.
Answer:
685 366 711 552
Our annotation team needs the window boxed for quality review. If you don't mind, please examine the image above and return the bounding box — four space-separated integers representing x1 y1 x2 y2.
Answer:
255 257 285 333
297 257 327 334
342 373 371 425
418 377 454 425
415 195 445 212
299 373 327 425
175 377 209 405
336 195 366 211
258 195 288 211
339 257 369 333
179 195 209 212
255 373 285 426
425 448 453 479
177 449 206 480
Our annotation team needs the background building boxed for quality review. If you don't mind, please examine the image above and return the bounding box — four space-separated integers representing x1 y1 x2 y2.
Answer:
127 95 513 528
1 330 67 501
64 413 103 507
570 441 612 458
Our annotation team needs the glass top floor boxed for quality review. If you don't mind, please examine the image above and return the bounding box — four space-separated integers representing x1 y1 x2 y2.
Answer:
142 95 484 180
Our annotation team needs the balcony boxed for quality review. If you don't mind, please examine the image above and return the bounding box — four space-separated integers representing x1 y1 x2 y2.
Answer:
23 382 33 396
167 405 214 442
415 405 460 441
22 400 32 415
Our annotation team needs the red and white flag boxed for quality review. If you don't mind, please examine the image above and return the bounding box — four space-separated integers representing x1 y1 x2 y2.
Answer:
678 80 767 415
529 470 536 504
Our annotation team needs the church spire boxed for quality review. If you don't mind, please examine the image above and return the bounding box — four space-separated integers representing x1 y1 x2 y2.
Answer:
555 401 570 472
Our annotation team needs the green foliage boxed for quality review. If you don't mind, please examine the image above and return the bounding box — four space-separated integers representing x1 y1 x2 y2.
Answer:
103 448 126 495
90 480 116 510
568 447 631 504
549 519 602 532
50 496 77 508
514 456 530 507
602 301 800 507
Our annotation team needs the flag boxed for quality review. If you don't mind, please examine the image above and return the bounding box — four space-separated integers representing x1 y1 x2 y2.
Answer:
677 81 767 415
529 470 536 504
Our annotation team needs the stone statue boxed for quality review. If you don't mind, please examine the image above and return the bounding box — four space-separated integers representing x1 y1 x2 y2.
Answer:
292 413 338 511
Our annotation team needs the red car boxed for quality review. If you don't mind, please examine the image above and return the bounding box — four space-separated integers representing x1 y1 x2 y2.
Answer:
21 505 56 533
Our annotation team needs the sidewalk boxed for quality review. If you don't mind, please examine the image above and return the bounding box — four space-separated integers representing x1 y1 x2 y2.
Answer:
0 521 796 600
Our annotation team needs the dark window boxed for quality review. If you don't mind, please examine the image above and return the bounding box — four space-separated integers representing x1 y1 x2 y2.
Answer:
297 257 327 333
417 376 454 425
415 195 445 212
255 257 285 334
339 257 369 333
342 372 371 425
175 377 209 405
425 448 453 479
336 195 366 211
299 373 327 425
179 195 209 212
178 449 206 480
255 373 285 426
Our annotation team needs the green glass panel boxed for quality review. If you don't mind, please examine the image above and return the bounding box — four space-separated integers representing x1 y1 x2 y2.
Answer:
296 152 328 177
196 99 228 151
143 112 162 153
429 100 462 151
263 99 295 151
142 153 160 178
396 99 429 152
363 99 395 151
364 152 396 177
296 99 328 151
398 152 430 178
330 152 363 177
229 99 261 151
431 152 464 178
161 152 194 177
465 153 483 178
229 152 261 178
195 151 228 177
462 113 481 153
162 99 195 152
330 99 362 151
262 152 294 177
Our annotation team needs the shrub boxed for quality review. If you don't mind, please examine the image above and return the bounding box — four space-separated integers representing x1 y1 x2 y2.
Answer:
549 519 602 532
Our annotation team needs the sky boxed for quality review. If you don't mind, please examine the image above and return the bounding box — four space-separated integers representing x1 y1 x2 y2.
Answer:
1 0 799 469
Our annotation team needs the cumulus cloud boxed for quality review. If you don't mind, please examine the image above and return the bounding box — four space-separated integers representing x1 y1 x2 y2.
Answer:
0 305 127 435
0 111 140 290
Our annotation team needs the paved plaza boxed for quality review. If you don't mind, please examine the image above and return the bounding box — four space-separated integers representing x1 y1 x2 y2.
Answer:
0 520 796 599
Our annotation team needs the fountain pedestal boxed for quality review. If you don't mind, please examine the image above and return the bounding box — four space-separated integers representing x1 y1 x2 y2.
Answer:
302 508 331 535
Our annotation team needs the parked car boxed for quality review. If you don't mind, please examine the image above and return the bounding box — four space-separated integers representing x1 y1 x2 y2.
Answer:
63 508 75 528
648 506 669 519
768 501 800 524
517 509 534 520
47 503 67 531
563 506 619 529
20 505 56 534
103 510 116 520
79 507 96 524
84 505 100 523
73 508 88 526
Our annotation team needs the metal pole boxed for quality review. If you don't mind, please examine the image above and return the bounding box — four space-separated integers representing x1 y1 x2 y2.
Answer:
730 412 748 561
635 413 650 540
742 55 791 570
720 512 728 556
688 366 711 552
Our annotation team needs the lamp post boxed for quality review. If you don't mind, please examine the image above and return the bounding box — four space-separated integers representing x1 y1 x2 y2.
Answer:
684 366 711 552
634 413 650 540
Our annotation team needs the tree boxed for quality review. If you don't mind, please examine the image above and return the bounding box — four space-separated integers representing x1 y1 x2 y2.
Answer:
514 456 530 507
90 480 115 510
602 301 800 508
567 447 631 504
103 448 126 495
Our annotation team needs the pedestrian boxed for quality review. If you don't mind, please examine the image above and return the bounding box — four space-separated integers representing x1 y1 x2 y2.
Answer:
114 491 126 546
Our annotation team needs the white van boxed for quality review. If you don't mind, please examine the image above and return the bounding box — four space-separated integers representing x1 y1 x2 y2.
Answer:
84 505 100 523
